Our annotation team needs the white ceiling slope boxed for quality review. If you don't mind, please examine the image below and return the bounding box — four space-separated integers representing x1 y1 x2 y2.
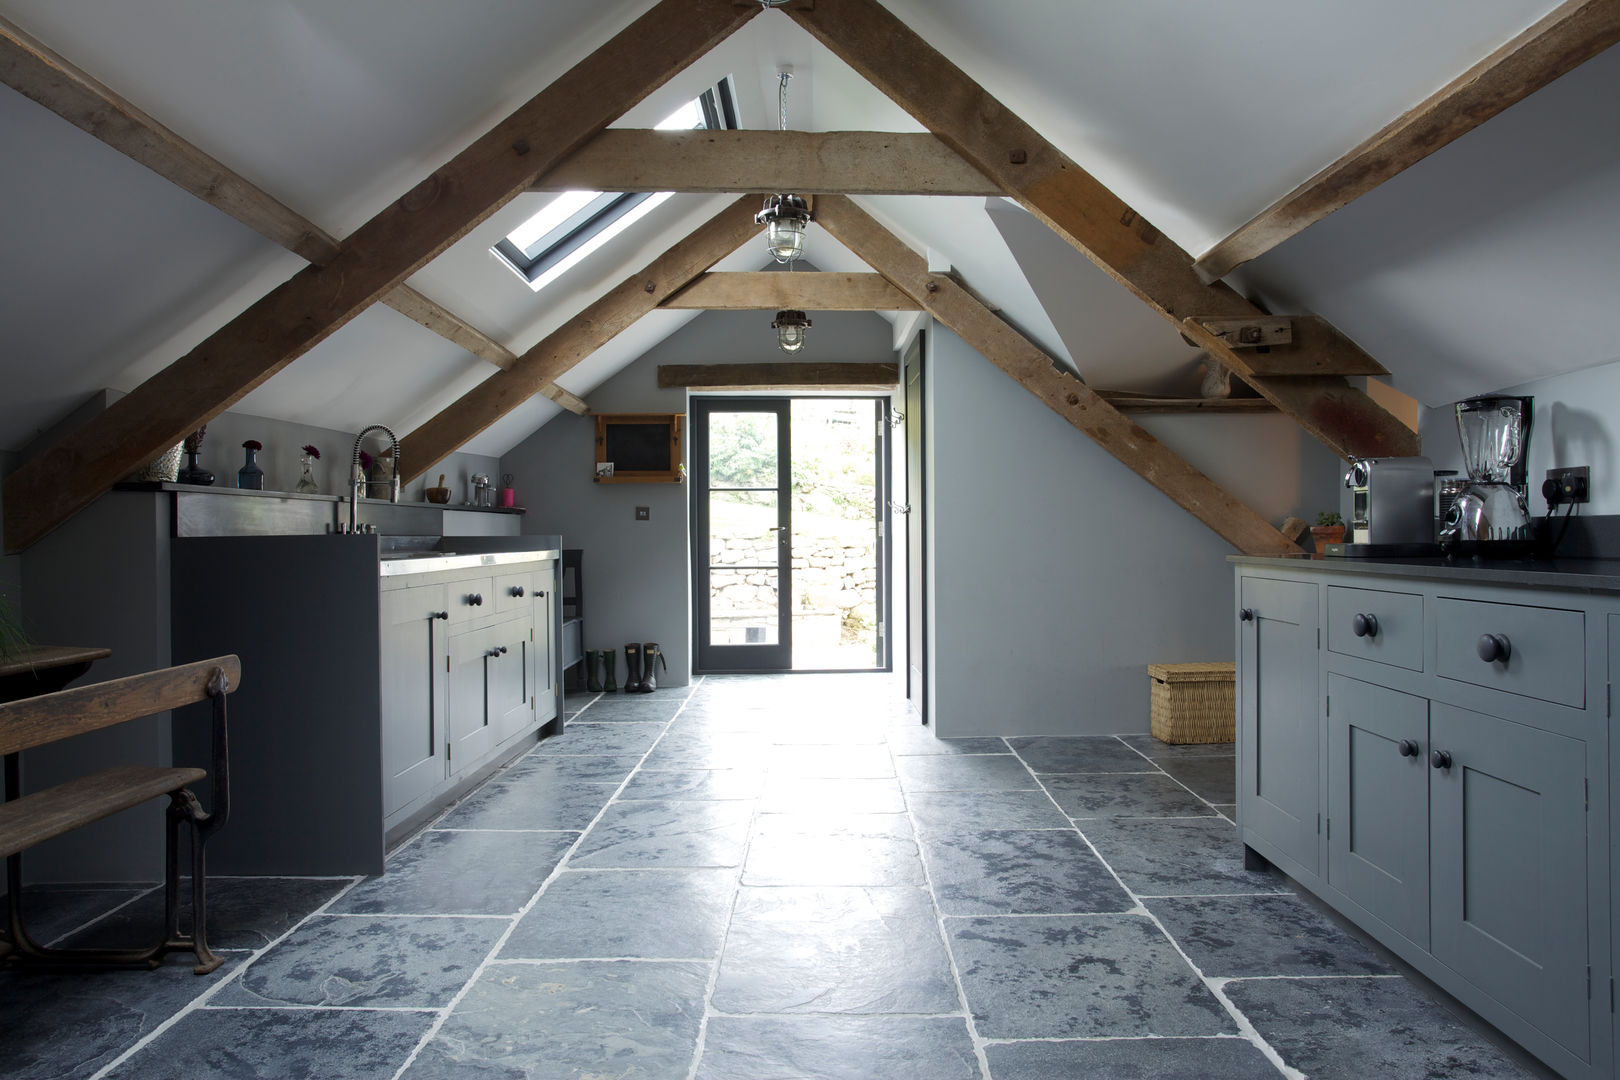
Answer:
0 0 1609 462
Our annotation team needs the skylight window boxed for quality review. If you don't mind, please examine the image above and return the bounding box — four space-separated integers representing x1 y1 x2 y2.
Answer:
494 78 738 292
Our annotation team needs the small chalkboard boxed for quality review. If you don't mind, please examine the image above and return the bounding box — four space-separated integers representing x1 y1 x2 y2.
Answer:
605 422 671 472
594 413 684 483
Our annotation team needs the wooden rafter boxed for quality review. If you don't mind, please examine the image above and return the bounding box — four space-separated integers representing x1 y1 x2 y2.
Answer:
3 0 759 553
658 363 899 390
660 272 918 311
534 130 1000 195
399 197 766 485
786 0 1419 463
0 14 585 418
1195 0 1620 281
815 196 1296 556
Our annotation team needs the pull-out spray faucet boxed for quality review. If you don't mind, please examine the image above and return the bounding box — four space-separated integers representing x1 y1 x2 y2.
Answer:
347 425 400 534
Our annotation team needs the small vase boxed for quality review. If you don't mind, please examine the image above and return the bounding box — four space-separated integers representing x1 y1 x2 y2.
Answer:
238 447 265 490
177 450 215 486
295 454 318 494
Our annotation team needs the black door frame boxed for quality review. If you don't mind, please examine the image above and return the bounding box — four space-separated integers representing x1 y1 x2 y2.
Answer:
690 394 893 675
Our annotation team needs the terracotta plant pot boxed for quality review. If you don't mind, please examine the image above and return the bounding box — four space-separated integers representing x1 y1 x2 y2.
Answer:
1310 524 1346 553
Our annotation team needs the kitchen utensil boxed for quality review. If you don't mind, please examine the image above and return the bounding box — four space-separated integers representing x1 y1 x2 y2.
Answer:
426 473 451 504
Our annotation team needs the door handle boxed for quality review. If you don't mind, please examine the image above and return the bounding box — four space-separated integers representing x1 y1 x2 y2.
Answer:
888 501 911 514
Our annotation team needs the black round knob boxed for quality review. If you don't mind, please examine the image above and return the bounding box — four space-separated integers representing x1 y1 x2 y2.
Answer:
1239 608 1255 622
1398 739 1420 757
432 611 449 620
499 646 508 654
1431 749 1453 770
468 593 483 606
1352 613 1379 638
511 586 525 597
1476 633 1510 664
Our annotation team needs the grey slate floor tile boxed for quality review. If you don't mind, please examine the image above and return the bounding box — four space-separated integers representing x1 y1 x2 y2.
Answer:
697 1016 980 1079
755 774 907 813
502 868 735 960
1008 735 1158 774
1146 893 1395 978
433 774 614 830
919 828 1134 916
908 788 1071 834
948 912 1237 1040
896 752 1039 792
713 885 958 1015
534 719 665 754
1078 816 1289 896
743 812 923 886
984 1036 1281 1079
570 798 753 868
618 766 764 800
1157 755 1238 803
505 749 646 783
333 829 576 916
106 1004 431 1080
1041 770 1218 819
1225 975 1536 1079
403 960 709 1079
56 876 350 953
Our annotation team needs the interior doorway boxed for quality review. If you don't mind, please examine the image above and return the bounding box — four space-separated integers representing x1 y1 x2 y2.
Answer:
691 396 890 673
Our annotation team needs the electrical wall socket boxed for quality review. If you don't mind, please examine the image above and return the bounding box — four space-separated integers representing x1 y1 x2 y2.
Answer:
635 506 650 521
1544 466 1590 507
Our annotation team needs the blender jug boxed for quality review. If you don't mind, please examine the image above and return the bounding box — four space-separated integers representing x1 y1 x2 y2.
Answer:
1454 396 1532 486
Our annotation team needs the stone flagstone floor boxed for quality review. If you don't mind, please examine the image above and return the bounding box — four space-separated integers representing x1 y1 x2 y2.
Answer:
0 674 1552 1078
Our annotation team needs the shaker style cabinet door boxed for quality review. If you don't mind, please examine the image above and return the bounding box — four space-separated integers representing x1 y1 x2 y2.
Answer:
1238 575 1321 876
1326 673 1429 948
380 585 450 816
1429 701 1588 1060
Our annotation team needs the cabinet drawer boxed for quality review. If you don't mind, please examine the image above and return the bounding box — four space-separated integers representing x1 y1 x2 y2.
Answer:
448 576 494 624
1434 598 1584 708
494 570 536 615
1327 586 1423 672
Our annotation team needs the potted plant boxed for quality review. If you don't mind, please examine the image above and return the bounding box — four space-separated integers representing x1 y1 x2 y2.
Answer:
1310 511 1345 553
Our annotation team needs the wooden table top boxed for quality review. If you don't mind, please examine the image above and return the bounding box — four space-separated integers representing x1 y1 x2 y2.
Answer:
0 645 113 681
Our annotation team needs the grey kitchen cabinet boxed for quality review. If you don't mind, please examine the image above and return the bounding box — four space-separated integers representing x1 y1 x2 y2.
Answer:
1234 558 1613 1080
1325 672 1429 948
380 584 450 817
1237 574 1320 876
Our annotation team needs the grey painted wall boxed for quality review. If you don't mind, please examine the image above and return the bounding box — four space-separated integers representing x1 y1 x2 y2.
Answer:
1419 355 1620 520
501 307 896 686
0 450 18 614
923 326 1342 737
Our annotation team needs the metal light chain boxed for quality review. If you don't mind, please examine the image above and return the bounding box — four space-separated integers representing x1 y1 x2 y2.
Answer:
778 71 791 132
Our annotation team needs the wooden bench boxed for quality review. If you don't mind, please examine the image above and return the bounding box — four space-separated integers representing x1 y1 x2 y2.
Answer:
0 655 240 975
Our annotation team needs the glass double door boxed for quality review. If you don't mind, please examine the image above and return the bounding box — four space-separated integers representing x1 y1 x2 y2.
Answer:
691 397 886 673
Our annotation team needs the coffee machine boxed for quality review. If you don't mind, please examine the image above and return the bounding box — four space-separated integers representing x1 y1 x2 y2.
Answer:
1343 456 1436 549
1441 396 1534 545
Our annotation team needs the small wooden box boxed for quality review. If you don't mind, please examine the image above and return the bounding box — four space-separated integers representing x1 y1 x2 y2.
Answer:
1148 662 1235 744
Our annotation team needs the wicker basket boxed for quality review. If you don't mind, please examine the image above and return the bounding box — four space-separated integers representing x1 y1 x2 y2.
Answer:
1148 661 1235 744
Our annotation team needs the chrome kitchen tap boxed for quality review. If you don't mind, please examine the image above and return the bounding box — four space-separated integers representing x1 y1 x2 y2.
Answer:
347 424 400 534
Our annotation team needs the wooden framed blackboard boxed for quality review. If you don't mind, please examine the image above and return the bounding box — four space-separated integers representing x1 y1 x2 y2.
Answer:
593 413 684 483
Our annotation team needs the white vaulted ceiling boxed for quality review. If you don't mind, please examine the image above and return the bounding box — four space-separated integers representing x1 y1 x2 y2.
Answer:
0 0 1614 458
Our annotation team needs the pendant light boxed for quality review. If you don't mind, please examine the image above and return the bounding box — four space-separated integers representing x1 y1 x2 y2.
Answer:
771 309 812 353
754 72 812 265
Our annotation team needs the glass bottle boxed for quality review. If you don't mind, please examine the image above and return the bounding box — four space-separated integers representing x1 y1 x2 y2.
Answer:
295 453 318 494
237 446 265 490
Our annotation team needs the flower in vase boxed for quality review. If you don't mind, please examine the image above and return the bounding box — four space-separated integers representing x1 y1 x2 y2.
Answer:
242 439 263 451
301 444 320 460
358 450 374 473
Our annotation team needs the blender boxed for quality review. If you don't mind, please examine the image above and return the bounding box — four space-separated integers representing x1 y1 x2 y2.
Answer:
1441 396 1534 545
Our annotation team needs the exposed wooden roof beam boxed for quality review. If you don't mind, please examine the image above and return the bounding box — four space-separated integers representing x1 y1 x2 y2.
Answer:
1195 0 1620 281
3 0 758 552
815 196 1297 556
660 272 919 311
534 130 1001 195
0 14 584 417
658 363 899 390
788 0 1419 463
399 197 766 485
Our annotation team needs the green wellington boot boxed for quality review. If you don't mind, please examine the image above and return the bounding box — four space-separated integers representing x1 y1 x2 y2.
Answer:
623 642 644 693
585 649 604 693
601 648 618 693
638 643 667 693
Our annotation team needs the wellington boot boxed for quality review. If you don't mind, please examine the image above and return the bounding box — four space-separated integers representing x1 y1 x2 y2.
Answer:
585 650 604 693
601 648 618 693
623 642 644 693
638 643 667 693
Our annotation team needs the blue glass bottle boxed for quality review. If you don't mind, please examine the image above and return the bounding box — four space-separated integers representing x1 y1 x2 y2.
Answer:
237 445 265 490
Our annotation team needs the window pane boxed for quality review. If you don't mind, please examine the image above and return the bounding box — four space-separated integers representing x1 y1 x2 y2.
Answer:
707 412 778 489
708 569 779 646
710 492 779 567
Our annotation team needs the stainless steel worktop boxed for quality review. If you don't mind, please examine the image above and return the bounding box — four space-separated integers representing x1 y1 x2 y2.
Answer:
378 548 561 577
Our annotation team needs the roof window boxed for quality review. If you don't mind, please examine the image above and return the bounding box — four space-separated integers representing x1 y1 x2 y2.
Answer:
493 78 738 292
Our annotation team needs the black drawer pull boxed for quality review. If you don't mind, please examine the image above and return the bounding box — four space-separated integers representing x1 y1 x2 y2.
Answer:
431 611 448 620
467 593 484 606
1398 739 1420 758
510 586 526 597
1239 608 1255 622
1430 749 1453 770
1476 633 1510 664
1352 613 1378 638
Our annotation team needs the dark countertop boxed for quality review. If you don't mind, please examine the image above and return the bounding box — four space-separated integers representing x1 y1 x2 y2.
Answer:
1229 552 1620 593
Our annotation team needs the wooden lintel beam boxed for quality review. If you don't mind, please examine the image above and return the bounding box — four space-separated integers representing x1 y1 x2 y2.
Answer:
1 16 589 417
660 272 918 311
788 0 1418 463
658 362 899 390
3 0 759 553
534 130 1001 196
399 196 766 485
1195 315 1390 378
815 195 1297 556
539 384 590 415
1195 0 1620 280
1188 316 1294 349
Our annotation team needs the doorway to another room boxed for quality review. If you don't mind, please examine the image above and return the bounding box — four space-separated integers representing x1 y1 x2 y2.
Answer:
691 397 890 674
